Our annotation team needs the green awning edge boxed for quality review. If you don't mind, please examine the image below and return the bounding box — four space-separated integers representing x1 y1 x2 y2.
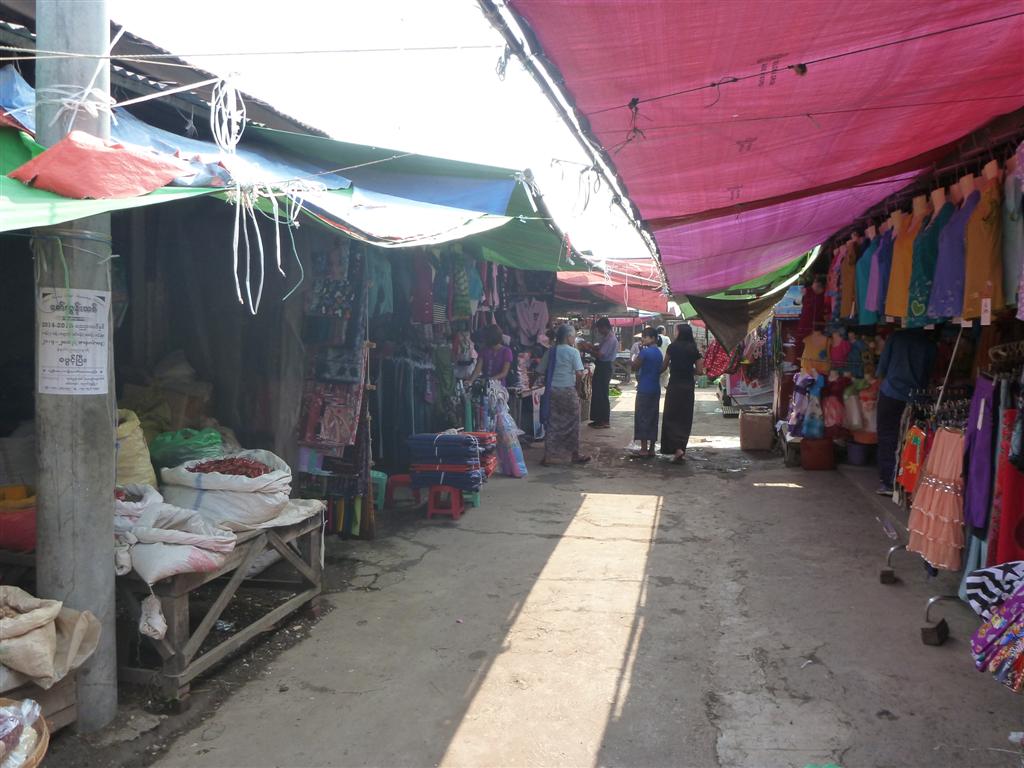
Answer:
0 128 217 233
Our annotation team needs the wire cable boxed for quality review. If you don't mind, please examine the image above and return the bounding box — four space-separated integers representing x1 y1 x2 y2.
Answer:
0 42 505 64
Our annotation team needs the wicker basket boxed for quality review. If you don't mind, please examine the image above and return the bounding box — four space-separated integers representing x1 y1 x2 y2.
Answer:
0 698 50 768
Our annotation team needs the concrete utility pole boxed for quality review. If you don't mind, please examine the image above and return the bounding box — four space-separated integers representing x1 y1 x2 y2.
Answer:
34 0 118 731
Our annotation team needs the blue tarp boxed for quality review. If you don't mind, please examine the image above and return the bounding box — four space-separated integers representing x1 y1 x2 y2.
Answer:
0 65 351 190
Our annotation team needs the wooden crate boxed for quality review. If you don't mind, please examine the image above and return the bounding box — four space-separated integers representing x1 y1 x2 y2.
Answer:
2 674 78 733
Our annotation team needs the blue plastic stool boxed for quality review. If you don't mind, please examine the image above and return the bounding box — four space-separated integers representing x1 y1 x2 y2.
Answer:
464 490 480 508
370 470 387 513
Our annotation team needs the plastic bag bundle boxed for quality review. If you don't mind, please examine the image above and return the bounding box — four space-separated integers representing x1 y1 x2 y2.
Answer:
149 428 224 470
0 698 42 767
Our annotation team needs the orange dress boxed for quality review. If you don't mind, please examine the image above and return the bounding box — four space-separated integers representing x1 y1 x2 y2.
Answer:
907 427 965 571
962 178 1005 319
884 215 925 318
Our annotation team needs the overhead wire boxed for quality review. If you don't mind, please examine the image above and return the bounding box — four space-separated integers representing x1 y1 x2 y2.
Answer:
0 42 505 65
591 93 1024 137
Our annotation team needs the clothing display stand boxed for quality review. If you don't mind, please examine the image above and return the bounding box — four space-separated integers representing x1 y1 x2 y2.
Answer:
912 342 1024 646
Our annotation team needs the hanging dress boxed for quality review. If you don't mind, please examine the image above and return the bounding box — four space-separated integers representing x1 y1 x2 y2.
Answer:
928 191 980 319
905 202 953 328
868 230 895 314
885 215 925 318
963 178 1005 319
907 427 966 570
856 236 880 325
1005 170 1023 308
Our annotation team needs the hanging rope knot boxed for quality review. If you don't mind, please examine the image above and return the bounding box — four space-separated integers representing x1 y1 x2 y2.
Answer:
211 78 246 154
614 98 647 154
705 76 739 108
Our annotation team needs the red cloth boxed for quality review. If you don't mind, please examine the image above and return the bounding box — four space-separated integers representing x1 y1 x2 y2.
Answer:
989 409 1024 566
702 340 731 378
9 130 188 198
797 287 828 341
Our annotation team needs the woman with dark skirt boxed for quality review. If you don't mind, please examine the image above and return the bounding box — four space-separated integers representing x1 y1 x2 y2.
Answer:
660 324 703 463
538 324 592 466
631 327 663 458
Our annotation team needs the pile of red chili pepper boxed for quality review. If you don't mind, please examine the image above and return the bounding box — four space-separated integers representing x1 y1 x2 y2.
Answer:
187 457 271 478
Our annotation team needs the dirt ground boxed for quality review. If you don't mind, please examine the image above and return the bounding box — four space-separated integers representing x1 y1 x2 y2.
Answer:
49 387 1024 767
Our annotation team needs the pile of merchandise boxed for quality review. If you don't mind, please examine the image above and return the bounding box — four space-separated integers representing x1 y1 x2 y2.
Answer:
464 432 498 477
407 432 489 493
968 563 1024 692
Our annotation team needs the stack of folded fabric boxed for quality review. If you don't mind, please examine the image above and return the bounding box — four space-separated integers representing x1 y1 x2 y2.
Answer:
407 433 487 492
465 432 498 477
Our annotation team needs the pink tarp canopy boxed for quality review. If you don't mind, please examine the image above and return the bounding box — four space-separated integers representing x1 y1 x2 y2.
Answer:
507 1 1024 294
557 270 668 313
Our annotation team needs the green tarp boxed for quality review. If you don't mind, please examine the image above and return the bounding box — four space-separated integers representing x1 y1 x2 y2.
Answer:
0 127 580 272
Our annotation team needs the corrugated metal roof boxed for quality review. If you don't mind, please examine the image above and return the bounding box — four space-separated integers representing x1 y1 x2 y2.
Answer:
0 0 326 135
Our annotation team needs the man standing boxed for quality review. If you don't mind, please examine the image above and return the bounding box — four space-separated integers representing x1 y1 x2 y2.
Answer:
875 328 936 495
589 317 617 429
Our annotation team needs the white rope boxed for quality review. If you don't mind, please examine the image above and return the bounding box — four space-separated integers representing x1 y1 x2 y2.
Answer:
210 78 246 154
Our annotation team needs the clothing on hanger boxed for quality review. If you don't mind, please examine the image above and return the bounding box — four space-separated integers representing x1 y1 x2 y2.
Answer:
963 178 1005 319
905 202 954 327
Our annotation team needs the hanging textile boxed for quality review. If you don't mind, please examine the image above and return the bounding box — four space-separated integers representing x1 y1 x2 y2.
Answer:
856 236 879 326
907 427 965 570
885 214 927 318
963 376 997 529
687 291 779 352
963 178 1005 319
905 201 954 328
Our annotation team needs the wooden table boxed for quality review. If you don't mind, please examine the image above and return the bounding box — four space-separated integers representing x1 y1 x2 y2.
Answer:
117 512 322 702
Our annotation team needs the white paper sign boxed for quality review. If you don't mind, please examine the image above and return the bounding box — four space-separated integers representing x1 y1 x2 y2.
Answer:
37 288 110 395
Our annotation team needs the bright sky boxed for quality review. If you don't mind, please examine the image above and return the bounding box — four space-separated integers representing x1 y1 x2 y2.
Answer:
107 0 655 267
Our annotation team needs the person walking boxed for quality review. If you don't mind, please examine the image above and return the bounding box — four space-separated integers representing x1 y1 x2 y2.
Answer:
660 324 702 463
875 328 936 494
631 327 663 458
538 324 591 466
588 317 617 429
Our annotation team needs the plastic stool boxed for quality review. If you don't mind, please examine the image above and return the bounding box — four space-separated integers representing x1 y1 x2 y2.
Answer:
427 485 464 520
385 474 421 506
464 490 480 508
370 470 387 513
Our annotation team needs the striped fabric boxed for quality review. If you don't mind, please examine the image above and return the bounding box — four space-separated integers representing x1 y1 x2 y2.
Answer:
965 562 1024 619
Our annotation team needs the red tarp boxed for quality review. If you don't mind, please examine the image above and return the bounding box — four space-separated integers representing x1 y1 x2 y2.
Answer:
508 1 1024 293
557 270 668 313
9 130 190 198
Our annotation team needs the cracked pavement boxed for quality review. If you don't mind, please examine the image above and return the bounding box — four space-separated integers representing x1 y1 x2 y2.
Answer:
149 389 1023 768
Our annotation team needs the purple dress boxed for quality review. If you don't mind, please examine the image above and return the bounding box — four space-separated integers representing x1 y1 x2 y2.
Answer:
963 375 996 529
928 191 981 318
866 230 894 313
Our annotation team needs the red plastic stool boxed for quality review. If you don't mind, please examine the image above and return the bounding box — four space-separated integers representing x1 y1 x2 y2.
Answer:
385 474 421 506
427 485 464 521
